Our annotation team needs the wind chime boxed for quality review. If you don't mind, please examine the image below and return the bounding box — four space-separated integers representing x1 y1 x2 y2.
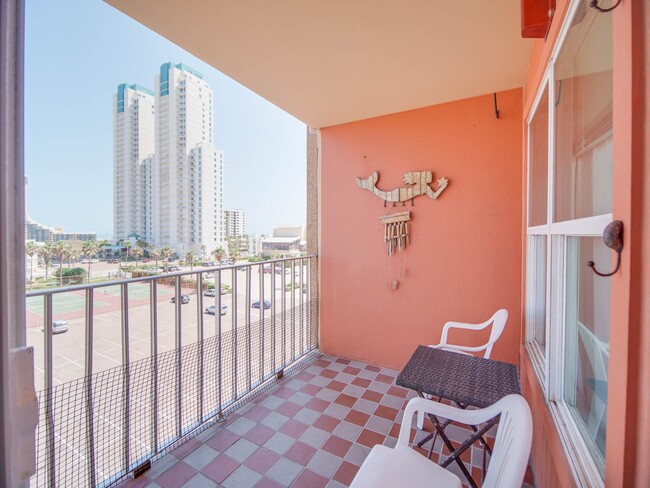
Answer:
380 211 410 256
355 168 449 289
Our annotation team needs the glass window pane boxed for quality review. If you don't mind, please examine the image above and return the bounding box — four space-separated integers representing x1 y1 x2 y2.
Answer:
526 235 547 354
564 236 610 476
554 4 612 222
528 87 549 227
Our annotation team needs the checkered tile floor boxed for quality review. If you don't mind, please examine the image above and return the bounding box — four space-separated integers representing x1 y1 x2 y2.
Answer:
117 355 536 488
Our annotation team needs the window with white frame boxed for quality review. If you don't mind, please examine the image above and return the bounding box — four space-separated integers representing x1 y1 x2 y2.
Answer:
525 0 612 483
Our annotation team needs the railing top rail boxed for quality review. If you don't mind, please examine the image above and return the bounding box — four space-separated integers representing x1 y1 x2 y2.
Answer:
26 254 317 297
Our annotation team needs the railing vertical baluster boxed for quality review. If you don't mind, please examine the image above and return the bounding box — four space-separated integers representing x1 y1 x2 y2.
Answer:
307 258 312 351
197 272 204 423
121 282 131 474
299 258 304 355
270 266 276 375
85 289 97 486
150 280 159 454
281 261 286 368
44 294 56 486
216 270 223 416
174 276 182 436
259 264 260 383
232 267 238 402
245 266 252 392
291 259 296 361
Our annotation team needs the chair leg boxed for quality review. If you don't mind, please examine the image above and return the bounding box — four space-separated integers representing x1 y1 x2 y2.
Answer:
417 410 425 430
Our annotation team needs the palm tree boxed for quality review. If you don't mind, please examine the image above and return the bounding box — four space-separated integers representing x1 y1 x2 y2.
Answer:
82 241 100 283
160 246 172 263
124 241 132 265
131 247 143 266
229 246 241 263
150 247 162 270
185 250 196 270
51 242 69 286
211 246 226 264
64 244 78 268
136 239 148 257
38 243 53 282
25 241 37 289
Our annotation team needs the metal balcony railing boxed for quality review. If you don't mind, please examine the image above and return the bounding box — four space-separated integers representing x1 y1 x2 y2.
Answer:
27 255 318 487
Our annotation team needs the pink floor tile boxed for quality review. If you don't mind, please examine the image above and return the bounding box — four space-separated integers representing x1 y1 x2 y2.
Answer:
134 355 536 488
154 462 196 488
291 468 329 488
244 447 280 474
201 454 239 484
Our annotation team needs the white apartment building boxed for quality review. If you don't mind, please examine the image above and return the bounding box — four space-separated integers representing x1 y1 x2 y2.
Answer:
224 209 246 237
188 143 224 250
154 62 224 254
138 155 155 244
261 225 305 256
113 83 155 243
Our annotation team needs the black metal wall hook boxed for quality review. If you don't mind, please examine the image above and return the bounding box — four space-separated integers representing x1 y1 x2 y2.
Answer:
589 0 621 13
587 220 623 277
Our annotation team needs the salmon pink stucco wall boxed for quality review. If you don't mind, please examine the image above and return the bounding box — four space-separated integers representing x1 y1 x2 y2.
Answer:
319 89 523 371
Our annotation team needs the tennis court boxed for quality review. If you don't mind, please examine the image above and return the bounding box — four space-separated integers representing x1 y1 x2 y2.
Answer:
101 282 174 299
26 294 109 316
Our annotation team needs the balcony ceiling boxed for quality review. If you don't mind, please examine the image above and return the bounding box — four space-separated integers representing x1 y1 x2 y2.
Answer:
105 0 533 128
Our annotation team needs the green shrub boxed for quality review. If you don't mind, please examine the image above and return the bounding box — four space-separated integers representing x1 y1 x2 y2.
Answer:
53 267 86 284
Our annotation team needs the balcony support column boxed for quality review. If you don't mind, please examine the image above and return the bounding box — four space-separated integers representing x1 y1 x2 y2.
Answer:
306 128 319 349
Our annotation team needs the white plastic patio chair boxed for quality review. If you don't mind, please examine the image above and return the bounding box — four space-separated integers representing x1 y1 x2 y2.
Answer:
430 308 508 358
417 308 508 429
350 394 532 488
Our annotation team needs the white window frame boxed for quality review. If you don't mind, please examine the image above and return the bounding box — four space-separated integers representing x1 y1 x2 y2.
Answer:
524 0 613 486
525 74 551 391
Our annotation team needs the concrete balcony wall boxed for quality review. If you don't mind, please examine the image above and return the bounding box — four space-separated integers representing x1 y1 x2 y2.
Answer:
319 89 523 370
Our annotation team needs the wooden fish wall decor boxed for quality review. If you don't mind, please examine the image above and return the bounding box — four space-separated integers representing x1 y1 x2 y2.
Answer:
356 170 449 204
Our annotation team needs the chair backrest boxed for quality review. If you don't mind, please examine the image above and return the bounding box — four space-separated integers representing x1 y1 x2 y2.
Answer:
482 394 533 488
483 308 508 359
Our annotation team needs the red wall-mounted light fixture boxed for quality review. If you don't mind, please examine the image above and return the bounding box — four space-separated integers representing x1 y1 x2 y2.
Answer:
521 0 556 38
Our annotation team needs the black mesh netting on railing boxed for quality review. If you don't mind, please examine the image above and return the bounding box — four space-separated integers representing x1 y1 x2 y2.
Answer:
31 299 318 488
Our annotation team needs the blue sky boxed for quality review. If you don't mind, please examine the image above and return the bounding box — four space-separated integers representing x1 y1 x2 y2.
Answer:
25 0 306 239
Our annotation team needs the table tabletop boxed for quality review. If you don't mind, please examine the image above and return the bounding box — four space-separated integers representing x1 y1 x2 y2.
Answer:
396 345 521 408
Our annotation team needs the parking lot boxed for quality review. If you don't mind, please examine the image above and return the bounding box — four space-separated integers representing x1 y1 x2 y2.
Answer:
27 263 310 391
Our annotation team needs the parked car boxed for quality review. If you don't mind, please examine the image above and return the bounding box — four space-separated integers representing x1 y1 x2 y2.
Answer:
251 299 272 310
52 320 68 334
237 266 247 271
204 289 216 297
205 304 228 315
142 258 150 263
170 294 190 304
108 259 119 264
